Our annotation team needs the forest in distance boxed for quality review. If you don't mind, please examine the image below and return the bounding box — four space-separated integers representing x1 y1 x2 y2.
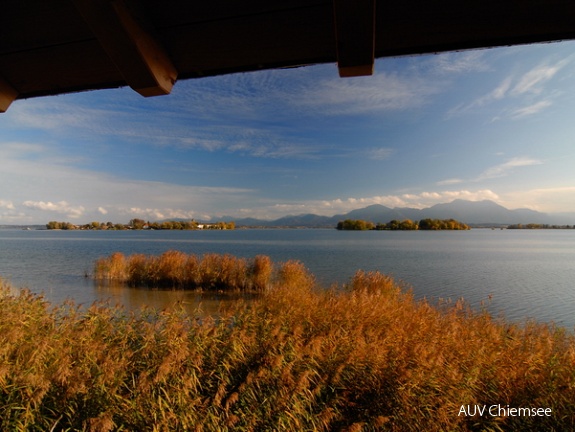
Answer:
506 223 575 229
45 218 236 231
336 218 470 231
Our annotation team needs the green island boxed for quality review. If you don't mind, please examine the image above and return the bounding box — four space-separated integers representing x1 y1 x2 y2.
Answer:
336 218 470 231
46 218 235 231
1 251 574 431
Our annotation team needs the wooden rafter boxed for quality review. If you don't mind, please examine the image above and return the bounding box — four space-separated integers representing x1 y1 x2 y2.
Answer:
0 75 18 113
333 0 375 77
72 0 178 97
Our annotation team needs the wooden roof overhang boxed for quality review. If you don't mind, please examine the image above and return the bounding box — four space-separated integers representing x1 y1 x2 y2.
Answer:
2 0 575 113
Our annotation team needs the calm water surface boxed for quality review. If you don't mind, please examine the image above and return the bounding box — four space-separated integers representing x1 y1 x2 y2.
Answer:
0 228 574 327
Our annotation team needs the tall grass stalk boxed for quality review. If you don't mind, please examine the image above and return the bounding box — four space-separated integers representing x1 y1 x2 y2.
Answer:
2 264 575 431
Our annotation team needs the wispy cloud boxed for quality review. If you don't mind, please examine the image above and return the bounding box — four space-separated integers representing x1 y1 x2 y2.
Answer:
511 62 567 95
457 76 513 112
476 157 542 181
367 147 395 160
430 51 490 75
510 100 553 119
7 94 325 161
296 72 442 115
176 128 323 159
491 76 513 100
437 178 464 186
448 58 570 119
0 142 47 156
9 99 127 134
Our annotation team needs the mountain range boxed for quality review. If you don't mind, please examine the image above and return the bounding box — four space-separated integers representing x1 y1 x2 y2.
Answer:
221 200 575 227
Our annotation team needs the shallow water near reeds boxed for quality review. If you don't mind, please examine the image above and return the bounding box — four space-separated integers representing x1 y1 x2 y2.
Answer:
1 228 574 327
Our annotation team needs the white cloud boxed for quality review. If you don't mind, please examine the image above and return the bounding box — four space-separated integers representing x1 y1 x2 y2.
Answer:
0 200 15 210
510 100 552 119
476 157 543 181
462 76 514 112
8 99 123 134
0 199 23 223
431 51 490 75
511 62 566 95
176 133 321 159
0 142 47 156
297 72 442 115
367 147 395 160
180 65 442 118
448 58 569 119
437 178 463 186
491 76 513 100
22 200 85 219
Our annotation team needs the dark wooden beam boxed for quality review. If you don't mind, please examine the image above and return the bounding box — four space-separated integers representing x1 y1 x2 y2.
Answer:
333 0 375 77
72 0 178 97
0 75 18 112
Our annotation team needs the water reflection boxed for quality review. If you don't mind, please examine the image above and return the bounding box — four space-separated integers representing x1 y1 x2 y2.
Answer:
94 281 260 316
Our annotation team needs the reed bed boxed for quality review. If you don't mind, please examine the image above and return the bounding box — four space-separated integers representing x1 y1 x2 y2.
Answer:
2 263 575 431
94 251 275 291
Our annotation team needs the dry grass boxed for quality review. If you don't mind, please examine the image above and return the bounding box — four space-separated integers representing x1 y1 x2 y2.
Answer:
94 251 275 291
2 262 575 431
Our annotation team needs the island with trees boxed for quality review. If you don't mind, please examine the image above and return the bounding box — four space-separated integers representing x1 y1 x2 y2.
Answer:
336 218 470 231
506 223 574 229
46 218 235 231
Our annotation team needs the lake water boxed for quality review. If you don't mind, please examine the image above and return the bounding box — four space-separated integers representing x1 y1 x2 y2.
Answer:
0 228 574 327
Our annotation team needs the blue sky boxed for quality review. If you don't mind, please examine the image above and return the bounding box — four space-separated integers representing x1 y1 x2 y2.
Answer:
2 41 575 224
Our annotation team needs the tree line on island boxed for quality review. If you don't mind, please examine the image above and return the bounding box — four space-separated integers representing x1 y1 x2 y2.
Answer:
507 223 575 229
336 218 470 231
46 218 236 231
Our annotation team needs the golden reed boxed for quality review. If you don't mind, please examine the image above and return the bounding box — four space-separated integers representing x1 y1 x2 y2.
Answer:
93 251 275 291
1 257 574 431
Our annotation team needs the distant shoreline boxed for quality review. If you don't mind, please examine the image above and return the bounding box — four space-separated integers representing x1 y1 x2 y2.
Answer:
2 224 575 231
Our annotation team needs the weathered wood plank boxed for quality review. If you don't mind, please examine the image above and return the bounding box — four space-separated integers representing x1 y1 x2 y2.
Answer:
72 0 178 97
